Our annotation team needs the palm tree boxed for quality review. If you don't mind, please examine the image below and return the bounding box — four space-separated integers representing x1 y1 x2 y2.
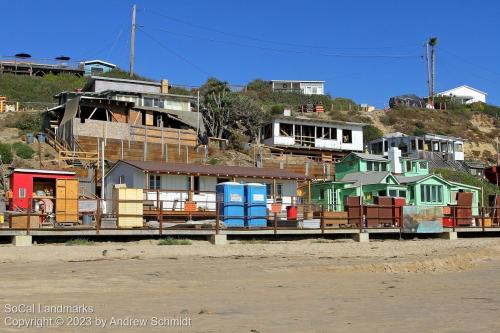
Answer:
428 37 438 104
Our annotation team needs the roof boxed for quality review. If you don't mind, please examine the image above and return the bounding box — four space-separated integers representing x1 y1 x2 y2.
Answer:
463 160 487 168
438 85 487 96
350 152 388 162
341 171 396 187
11 168 75 175
112 160 309 180
449 181 481 190
82 60 116 67
272 115 366 127
271 80 325 83
395 173 452 186
89 75 160 87
132 106 205 134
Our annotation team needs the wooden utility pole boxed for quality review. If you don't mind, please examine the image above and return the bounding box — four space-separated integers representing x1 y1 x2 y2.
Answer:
129 4 137 78
425 42 432 104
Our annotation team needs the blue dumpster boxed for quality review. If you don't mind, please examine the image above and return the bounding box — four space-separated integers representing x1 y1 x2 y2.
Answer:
26 133 34 144
216 182 245 227
245 183 267 227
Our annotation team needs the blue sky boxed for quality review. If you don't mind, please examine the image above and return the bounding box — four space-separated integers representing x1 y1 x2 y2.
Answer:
1 0 499 107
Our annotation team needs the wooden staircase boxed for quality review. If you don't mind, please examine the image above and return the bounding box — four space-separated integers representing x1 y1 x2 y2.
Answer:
45 129 99 168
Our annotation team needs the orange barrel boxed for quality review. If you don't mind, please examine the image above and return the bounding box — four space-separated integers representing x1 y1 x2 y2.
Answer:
286 206 298 220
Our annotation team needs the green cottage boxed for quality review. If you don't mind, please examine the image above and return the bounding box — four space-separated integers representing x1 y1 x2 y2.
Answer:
311 148 480 214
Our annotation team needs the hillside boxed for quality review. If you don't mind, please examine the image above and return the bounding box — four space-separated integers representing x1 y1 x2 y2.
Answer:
368 105 499 163
0 72 498 164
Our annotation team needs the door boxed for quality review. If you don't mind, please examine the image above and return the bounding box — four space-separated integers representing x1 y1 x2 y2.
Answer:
56 179 79 223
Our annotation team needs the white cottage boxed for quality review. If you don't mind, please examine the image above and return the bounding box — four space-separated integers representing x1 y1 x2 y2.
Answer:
261 116 365 160
104 160 308 212
437 85 487 104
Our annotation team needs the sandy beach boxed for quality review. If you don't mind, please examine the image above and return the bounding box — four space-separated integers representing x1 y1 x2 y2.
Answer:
1 237 500 332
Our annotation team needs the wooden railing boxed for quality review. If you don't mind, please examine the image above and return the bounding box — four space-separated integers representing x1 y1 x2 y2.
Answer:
58 150 99 167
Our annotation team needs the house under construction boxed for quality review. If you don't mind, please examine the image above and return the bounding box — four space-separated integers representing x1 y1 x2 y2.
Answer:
44 76 206 166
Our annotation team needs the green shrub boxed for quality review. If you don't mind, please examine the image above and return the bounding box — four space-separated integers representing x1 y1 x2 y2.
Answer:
12 142 34 159
270 104 285 115
0 144 13 164
14 112 43 133
158 238 192 245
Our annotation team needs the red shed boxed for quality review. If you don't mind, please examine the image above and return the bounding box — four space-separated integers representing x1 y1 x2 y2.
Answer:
9 168 76 211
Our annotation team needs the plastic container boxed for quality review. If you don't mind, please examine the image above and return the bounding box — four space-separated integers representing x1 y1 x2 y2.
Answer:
26 133 34 144
286 205 298 220
37 133 46 143
245 183 267 227
82 214 93 225
216 182 245 227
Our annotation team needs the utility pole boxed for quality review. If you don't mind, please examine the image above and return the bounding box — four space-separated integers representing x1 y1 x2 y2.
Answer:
425 42 432 105
129 4 137 78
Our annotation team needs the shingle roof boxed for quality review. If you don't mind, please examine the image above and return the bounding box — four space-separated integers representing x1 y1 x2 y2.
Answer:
118 160 309 180
395 174 431 184
340 171 393 186
351 152 389 162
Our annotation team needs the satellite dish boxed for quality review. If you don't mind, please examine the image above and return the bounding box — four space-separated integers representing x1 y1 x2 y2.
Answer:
15 53 31 59
55 56 70 61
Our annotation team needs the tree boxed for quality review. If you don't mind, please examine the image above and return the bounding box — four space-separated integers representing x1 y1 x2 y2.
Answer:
363 125 383 144
227 93 266 142
199 78 231 138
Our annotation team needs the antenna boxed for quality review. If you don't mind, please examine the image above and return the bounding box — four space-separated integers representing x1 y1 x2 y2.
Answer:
130 4 137 78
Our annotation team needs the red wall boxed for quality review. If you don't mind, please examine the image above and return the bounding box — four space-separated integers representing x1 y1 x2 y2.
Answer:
10 172 75 210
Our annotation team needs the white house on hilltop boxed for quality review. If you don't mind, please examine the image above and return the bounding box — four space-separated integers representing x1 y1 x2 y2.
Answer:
437 85 487 104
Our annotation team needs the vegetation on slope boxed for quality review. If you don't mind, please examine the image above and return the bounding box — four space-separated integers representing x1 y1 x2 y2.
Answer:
434 168 498 206
0 73 86 103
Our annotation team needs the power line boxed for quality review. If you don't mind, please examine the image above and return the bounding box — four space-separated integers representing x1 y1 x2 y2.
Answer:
137 27 212 77
146 26 420 59
439 47 500 77
142 8 418 52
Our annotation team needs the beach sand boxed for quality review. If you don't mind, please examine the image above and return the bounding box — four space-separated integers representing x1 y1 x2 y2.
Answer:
1 237 499 332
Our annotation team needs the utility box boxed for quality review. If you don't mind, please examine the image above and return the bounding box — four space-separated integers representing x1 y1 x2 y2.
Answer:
113 187 143 228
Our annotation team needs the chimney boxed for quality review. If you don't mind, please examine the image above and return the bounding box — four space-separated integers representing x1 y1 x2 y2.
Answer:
388 147 402 174
160 79 169 94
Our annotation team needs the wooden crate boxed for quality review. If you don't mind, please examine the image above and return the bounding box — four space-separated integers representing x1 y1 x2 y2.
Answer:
11 216 39 229
56 179 79 223
322 211 348 226
113 187 143 228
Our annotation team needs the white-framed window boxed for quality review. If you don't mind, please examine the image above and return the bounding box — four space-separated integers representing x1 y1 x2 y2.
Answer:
119 175 125 184
420 184 443 203
18 187 26 199
276 183 283 198
149 175 161 190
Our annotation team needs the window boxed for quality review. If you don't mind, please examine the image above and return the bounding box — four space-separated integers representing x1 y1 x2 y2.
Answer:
149 175 161 190
119 175 125 184
342 129 352 143
383 141 388 152
367 161 373 171
420 184 443 203
381 163 387 171
276 183 283 198
319 189 325 200
419 161 427 169
389 189 398 197
455 143 463 152
312 87 318 94
406 161 412 172
399 190 407 198
411 140 417 150
265 183 272 197
91 67 104 75
143 97 154 107
263 124 273 139
280 123 293 136
188 176 200 191
374 162 380 171
18 187 26 199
